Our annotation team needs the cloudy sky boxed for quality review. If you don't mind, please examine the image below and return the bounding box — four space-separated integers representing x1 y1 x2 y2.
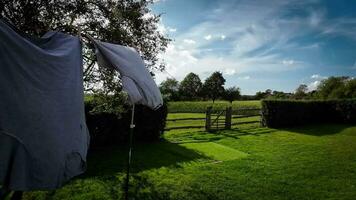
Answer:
151 0 356 94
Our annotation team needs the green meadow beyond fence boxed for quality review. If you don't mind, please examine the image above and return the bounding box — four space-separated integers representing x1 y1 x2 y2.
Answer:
165 106 261 132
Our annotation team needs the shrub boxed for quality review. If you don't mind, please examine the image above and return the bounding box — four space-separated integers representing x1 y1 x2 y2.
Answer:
85 95 168 147
261 99 356 128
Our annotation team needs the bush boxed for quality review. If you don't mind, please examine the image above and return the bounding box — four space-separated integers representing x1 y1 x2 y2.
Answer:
261 99 356 128
85 95 168 147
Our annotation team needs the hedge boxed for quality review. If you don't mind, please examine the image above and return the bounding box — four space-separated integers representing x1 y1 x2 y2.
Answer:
261 99 356 128
85 101 168 147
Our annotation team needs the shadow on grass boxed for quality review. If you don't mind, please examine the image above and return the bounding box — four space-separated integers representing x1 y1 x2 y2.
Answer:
280 123 352 136
215 127 277 139
82 140 208 178
166 126 276 144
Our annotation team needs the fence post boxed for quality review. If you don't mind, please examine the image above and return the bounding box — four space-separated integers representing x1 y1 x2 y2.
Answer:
225 106 232 129
206 106 212 132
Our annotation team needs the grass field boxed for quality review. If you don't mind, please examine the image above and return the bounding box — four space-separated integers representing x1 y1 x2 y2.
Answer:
23 123 356 200
166 113 260 131
167 100 261 113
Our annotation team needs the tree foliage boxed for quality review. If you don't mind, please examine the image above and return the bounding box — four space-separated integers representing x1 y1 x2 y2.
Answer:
345 78 356 98
255 89 272 100
0 0 170 93
179 73 202 100
202 71 226 102
223 87 241 103
159 78 180 101
317 76 349 99
294 84 308 99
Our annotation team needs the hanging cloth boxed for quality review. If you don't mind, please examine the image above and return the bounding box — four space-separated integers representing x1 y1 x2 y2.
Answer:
0 19 89 191
91 40 163 110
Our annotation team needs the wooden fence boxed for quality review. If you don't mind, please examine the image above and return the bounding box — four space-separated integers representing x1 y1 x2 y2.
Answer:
165 107 261 132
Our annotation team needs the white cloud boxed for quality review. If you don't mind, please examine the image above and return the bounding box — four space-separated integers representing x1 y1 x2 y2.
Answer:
319 18 356 40
309 9 324 27
223 68 236 75
142 12 155 20
308 73 327 90
168 27 177 32
157 23 167 34
310 74 325 79
308 80 321 91
282 59 295 66
155 44 198 83
154 17 176 35
154 0 323 85
239 76 251 80
311 74 320 79
204 35 212 40
299 43 320 50
151 0 356 94
183 39 196 44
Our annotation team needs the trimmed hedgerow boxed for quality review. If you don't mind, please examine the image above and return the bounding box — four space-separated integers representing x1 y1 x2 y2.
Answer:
261 99 356 128
85 99 167 147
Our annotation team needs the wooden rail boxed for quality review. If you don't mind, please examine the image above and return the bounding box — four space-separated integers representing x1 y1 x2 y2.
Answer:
165 107 261 132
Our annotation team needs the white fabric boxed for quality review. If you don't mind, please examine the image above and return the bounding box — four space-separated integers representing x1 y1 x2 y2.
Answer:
93 40 163 110
0 19 89 191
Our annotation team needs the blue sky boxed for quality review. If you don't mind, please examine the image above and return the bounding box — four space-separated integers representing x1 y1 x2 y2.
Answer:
150 0 356 94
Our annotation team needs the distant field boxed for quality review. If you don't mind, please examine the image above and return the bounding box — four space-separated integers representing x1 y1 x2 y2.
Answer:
167 100 261 113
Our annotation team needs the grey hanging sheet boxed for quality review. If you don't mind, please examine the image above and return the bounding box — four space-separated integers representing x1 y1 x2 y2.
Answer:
92 40 163 110
0 20 89 191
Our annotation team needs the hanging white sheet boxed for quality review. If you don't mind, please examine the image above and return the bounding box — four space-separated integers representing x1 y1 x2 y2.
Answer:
92 40 163 110
0 19 89 191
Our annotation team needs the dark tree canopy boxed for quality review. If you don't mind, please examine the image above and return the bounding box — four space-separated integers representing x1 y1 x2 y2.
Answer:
294 84 308 99
159 78 180 101
317 76 349 99
0 0 170 93
345 78 356 98
202 71 226 102
179 73 202 100
223 86 240 103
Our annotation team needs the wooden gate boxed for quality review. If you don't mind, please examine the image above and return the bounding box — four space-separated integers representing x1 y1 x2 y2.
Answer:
205 106 232 132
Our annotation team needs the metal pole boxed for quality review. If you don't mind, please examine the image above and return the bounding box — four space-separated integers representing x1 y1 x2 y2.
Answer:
124 104 135 200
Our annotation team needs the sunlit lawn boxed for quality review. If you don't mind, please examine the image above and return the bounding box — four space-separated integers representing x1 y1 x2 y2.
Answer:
23 121 356 200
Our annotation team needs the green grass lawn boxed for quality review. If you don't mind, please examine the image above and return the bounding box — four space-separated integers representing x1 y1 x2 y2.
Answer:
23 123 356 200
167 100 261 113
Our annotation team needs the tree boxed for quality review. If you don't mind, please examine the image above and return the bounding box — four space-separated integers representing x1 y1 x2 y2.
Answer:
344 78 356 98
255 89 272 100
316 76 349 99
202 71 226 103
270 91 291 99
159 78 180 101
0 0 170 93
223 87 240 104
179 73 202 100
294 84 308 99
